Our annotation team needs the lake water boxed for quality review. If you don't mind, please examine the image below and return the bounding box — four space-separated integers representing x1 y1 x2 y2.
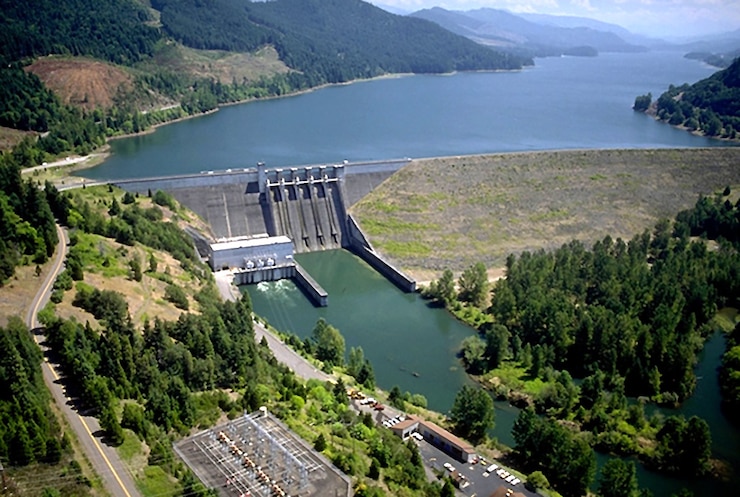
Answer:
83 51 726 181
85 49 738 495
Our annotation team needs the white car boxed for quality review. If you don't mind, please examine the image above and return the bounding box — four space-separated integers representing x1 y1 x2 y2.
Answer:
487 464 499 473
443 462 455 472
511 478 521 486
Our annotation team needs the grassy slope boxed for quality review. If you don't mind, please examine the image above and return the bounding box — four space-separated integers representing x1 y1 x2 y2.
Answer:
55 186 212 326
351 148 740 281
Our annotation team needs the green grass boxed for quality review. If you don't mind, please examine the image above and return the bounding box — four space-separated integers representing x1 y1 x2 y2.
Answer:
714 307 739 332
360 217 439 236
483 362 549 396
118 430 143 462
529 209 570 223
375 240 432 258
137 466 180 497
71 232 129 277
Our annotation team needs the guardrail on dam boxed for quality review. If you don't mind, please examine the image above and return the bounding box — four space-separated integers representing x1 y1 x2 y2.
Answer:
111 159 416 302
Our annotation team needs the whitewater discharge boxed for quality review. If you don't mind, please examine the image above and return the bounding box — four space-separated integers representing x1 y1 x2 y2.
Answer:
250 280 302 334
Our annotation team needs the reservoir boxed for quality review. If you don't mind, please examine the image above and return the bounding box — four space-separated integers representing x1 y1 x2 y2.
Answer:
83 49 739 495
82 51 726 181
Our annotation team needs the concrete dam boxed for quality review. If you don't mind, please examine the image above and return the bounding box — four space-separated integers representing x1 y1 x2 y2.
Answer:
112 160 416 305
264 166 345 253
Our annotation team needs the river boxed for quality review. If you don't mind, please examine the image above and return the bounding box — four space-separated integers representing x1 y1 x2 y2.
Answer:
82 50 738 495
248 251 738 497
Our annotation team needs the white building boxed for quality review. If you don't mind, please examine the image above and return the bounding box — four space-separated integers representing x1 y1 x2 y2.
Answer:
208 235 294 271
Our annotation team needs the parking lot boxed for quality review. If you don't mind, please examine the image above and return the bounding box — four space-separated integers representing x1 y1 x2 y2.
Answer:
348 390 538 497
416 438 538 497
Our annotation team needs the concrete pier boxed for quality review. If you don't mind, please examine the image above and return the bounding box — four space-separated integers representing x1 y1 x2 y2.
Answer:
346 215 416 293
293 263 328 307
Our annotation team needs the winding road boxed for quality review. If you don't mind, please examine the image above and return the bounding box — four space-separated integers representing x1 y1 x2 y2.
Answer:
26 224 141 497
214 270 331 383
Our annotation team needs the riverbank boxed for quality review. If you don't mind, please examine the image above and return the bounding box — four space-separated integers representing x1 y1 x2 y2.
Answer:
644 106 740 144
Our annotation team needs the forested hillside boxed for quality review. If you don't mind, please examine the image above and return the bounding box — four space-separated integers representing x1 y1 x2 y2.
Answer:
153 0 528 84
635 56 740 139
0 151 60 283
0 0 528 163
0 0 159 64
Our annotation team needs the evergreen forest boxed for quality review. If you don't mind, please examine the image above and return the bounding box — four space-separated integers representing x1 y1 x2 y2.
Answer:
424 188 740 493
635 56 740 139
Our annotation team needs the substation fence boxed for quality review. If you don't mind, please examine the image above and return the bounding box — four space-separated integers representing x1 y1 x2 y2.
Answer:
175 409 328 497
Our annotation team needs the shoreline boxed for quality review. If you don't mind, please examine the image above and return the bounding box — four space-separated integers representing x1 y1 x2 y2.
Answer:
53 72 417 177
643 108 740 143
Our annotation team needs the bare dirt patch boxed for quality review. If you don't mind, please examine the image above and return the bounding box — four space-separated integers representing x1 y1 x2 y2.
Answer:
0 126 36 152
0 263 52 328
27 57 133 110
148 44 290 83
351 148 740 280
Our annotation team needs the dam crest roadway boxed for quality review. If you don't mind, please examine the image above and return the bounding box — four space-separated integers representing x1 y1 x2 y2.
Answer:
109 159 417 306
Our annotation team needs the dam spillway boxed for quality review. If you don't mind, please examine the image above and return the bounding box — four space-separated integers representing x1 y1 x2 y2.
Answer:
111 159 416 303
264 167 345 253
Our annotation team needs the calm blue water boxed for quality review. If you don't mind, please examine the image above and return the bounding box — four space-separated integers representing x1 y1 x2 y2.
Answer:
83 51 725 180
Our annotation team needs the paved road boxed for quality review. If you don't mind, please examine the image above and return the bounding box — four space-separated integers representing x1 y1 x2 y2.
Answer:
215 270 331 383
27 224 141 497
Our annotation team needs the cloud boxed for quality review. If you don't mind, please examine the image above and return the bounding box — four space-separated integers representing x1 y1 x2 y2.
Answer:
569 0 594 10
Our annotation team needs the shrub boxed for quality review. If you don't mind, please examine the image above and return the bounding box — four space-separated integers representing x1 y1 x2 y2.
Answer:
164 284 189 310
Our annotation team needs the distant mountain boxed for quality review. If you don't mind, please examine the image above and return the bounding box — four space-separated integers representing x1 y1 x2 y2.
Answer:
372 2 411 16
411 7 646 57
517 12 665 48
152 0 529 80
677 29 740 58
671 29 740 68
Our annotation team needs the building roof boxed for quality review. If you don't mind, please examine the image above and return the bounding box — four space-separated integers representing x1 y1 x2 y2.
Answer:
390 418 419 432
419 420 474 453
210 235 293 251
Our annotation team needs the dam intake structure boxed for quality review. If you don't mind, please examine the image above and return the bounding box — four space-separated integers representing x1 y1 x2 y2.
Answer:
112 160 416 306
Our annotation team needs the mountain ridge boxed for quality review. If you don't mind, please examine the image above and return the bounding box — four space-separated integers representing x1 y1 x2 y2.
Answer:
410 7 647 56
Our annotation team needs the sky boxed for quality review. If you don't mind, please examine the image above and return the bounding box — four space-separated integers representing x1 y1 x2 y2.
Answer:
368 0 740 39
